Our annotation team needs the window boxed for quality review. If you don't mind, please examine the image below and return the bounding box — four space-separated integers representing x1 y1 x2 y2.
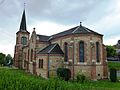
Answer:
39 59 43 68
24 53 26 67
28 49 29 61
21 36 27 45
79 41 84 62
64 42 68 62
31 49 33 61
96 42 100 62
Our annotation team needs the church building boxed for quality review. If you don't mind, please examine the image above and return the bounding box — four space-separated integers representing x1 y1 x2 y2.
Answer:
14 10 108 80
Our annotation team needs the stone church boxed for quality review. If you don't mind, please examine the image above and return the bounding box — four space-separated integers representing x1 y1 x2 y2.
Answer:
14 10 108 80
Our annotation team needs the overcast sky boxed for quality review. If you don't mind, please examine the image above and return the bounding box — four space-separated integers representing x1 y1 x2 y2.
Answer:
0 0 120 56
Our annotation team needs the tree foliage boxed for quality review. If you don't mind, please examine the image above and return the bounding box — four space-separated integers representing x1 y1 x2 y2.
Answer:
0 52 6 65
4 54 13 66
0 53 13 66
106 45 116 57
57 68 71 81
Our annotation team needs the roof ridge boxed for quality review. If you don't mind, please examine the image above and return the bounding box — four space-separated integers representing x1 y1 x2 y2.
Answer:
37 34 50 37
72 27 79 33
48 43 57 53
51 26 78 36
48 36 53 41
82 26 91 32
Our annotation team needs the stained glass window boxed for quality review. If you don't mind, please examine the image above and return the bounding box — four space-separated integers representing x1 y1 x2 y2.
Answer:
64 42 68 62
79 41 84 62
96 42 100 62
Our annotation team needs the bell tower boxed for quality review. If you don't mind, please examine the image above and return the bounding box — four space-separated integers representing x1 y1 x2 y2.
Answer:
14 9 30 68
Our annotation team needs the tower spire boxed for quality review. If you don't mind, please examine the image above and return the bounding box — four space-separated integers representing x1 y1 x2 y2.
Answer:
19 1 27 32
19 9 27 31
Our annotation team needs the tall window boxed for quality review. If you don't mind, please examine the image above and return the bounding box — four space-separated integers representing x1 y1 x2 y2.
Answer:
96 42 100 62
39 59 43 68
79 41 84 62
28 49 29 61
64 42 68 62
24 53 26 67
21 36 27 45
31 49 33 61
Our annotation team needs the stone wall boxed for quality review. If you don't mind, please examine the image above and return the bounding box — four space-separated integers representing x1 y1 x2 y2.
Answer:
36 54 63 78
36 55 48 78
21 32 108 79
50 34 108 79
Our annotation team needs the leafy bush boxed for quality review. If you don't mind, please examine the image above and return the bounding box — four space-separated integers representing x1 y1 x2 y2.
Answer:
0 53 5 65
106 45 117 57
110 68 117 82
76 72 86 83
108 62 120 70
57 68 71 81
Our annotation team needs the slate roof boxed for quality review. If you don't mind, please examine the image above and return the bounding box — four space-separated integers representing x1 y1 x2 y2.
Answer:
38 43 64 54
50 24 103 40
37 34 50 42
36 23 103 42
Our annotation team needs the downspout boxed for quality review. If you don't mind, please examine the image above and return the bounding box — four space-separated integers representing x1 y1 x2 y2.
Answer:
21 47 24 69
73 35 75 80
47 53 50 78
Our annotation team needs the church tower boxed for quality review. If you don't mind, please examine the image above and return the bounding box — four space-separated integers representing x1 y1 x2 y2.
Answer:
14 10 30 68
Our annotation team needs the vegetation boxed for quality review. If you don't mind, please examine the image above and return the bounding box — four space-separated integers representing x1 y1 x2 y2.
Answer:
106 45 117 57
108 62 120 70
0 53 13 66
4 54 13 66
0 67 120 90
76 72 86 83
110 68 117 82
57 68 71 81
0 53 5 65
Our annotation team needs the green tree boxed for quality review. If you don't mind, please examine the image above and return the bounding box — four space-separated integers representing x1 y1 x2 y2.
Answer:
118 52 120 59
0 53 6 65
4 54 13 66
106 45 116 57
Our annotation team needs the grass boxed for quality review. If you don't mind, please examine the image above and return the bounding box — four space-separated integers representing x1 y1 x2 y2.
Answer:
0 67 120 90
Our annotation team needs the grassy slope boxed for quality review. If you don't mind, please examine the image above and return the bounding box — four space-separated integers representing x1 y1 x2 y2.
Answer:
0 67 120 90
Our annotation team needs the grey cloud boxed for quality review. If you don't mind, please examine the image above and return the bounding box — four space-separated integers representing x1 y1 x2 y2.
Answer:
0 0 114 27
23 0 108 25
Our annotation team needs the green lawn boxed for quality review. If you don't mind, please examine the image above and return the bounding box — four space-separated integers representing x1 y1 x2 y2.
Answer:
0 67 120 90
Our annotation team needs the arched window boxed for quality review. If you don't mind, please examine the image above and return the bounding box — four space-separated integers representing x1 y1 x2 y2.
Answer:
39 59 43 68
31 49 33 61
96 42 100 62
64 42 68 62
28 49 29 61
21 36 27 45
79 41 84 62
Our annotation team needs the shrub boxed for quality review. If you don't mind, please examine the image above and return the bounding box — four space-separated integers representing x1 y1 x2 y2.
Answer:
110 68 117 82
57 68 71 81
76 72 86 83
108 62 120 70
